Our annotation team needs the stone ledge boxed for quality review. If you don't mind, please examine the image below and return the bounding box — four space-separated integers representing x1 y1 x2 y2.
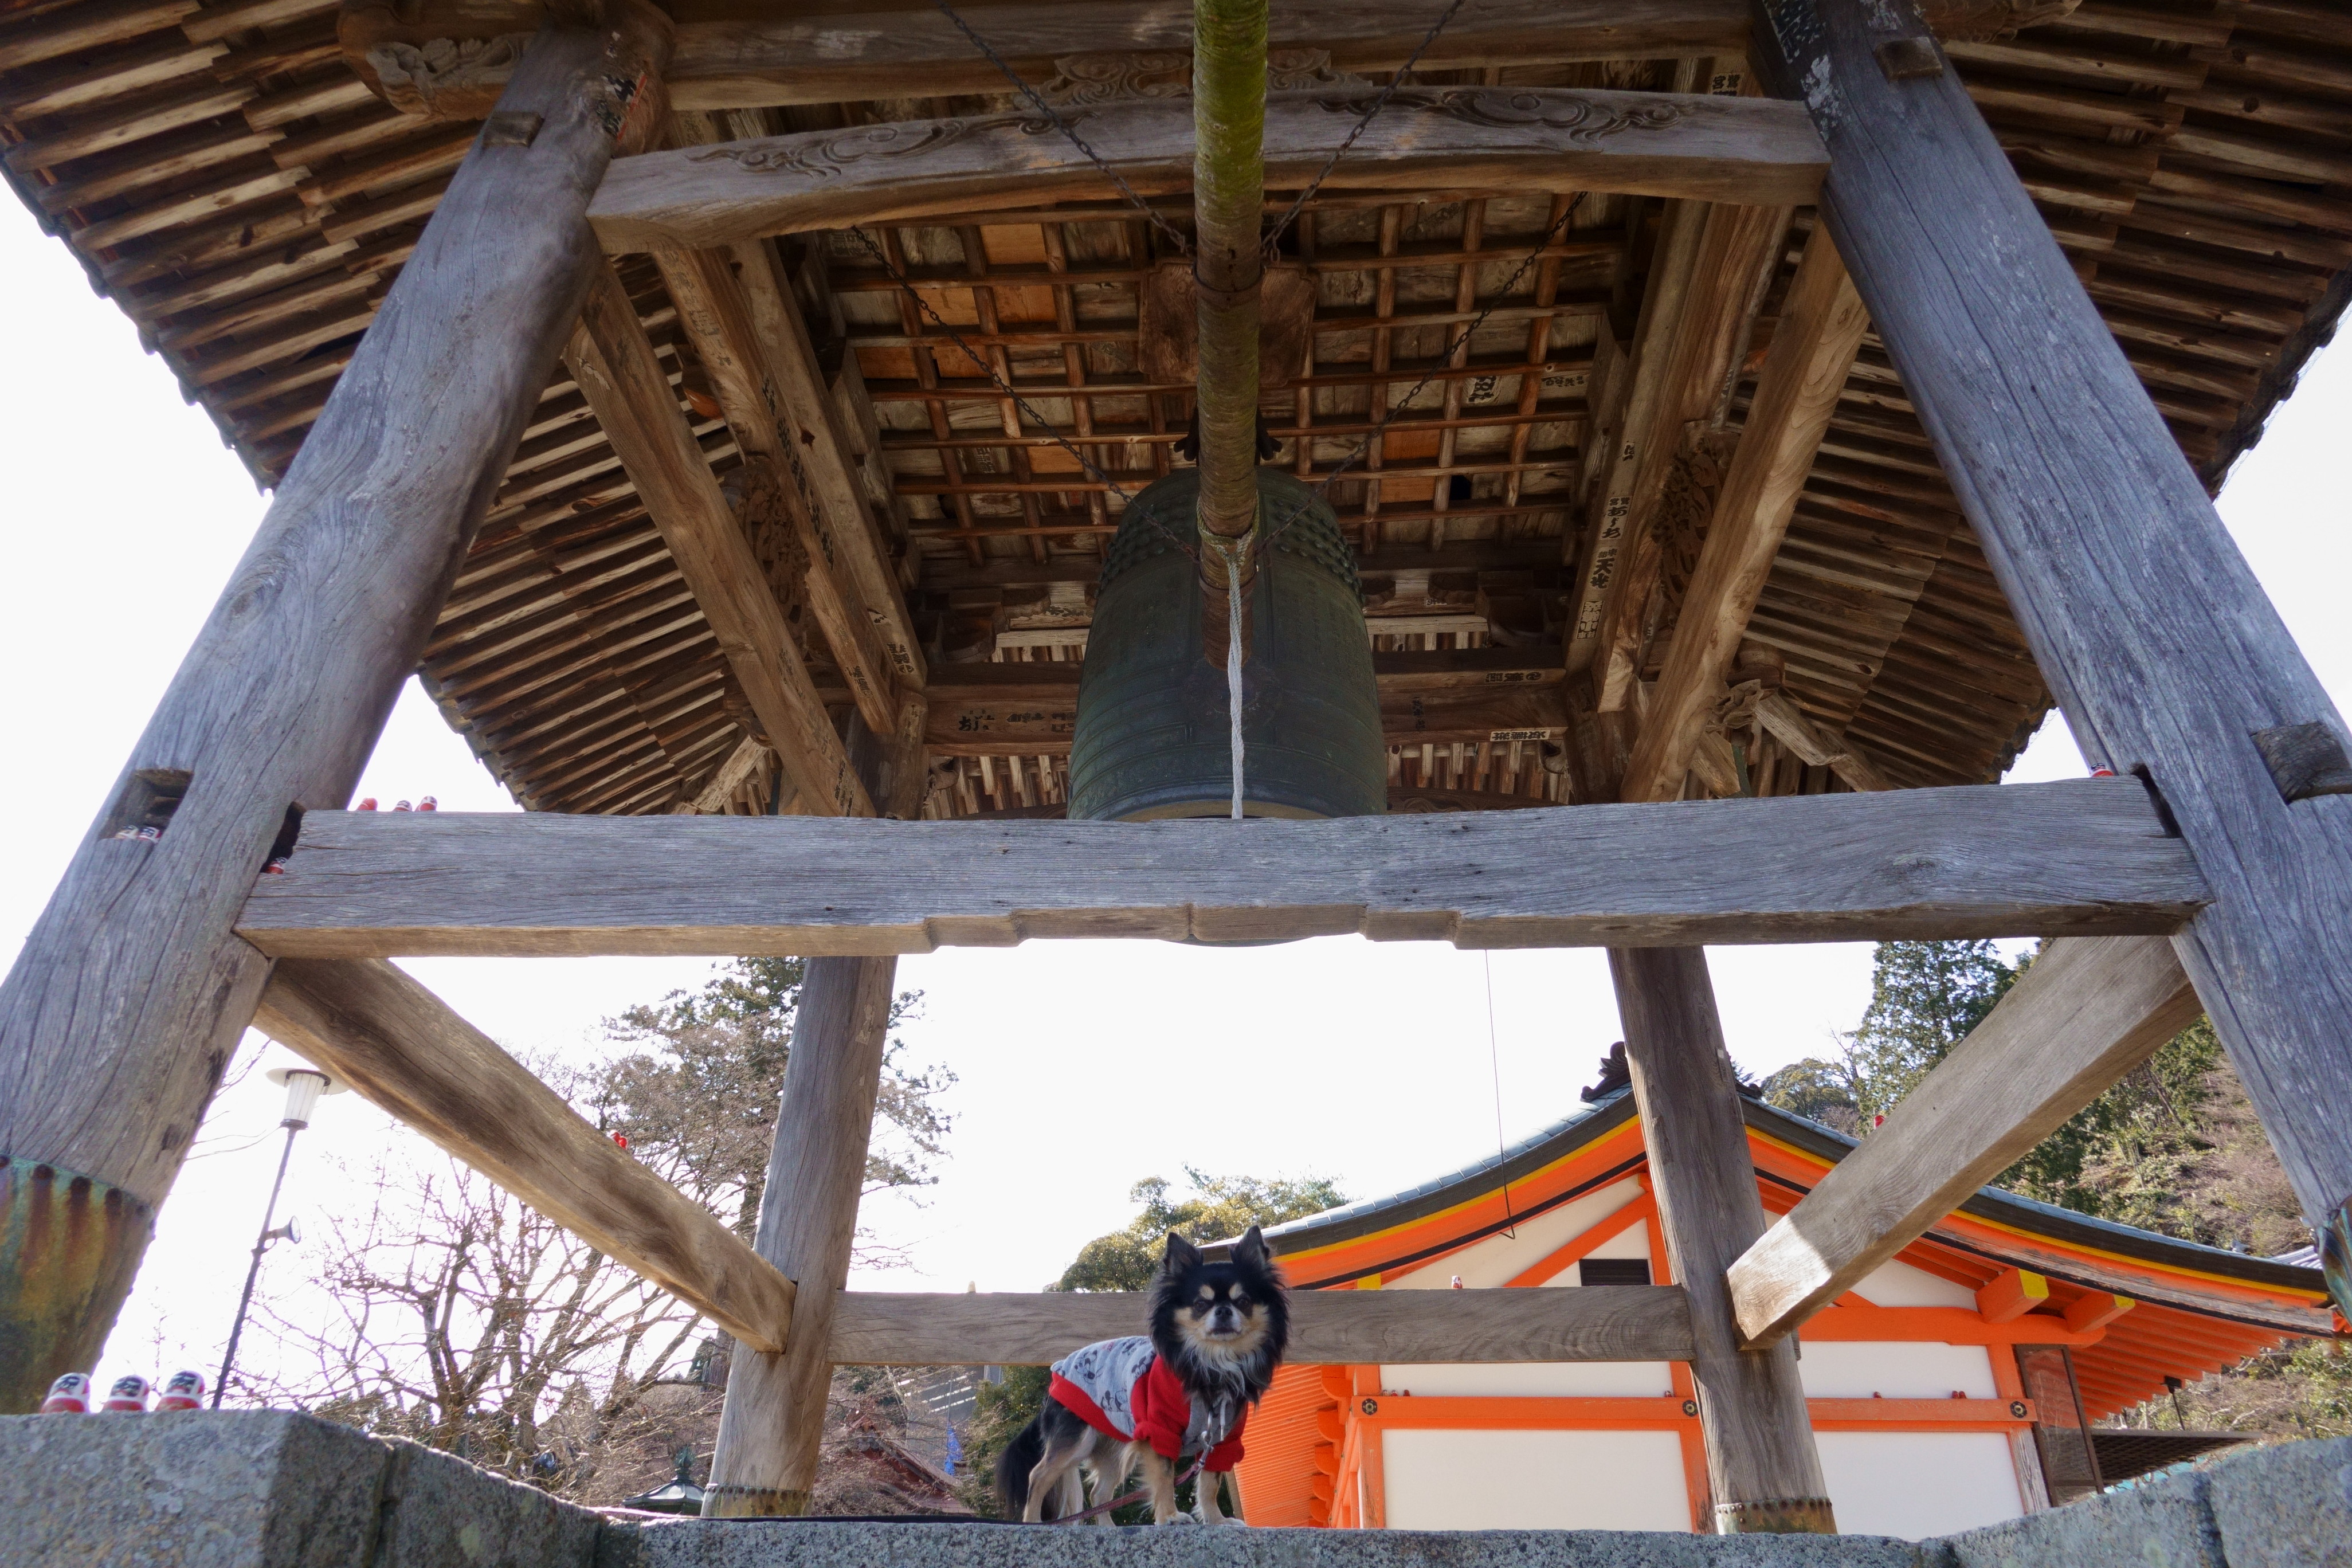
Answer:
595 1522 1923 1568
1 1413 2345 1568
0 1410 603 1568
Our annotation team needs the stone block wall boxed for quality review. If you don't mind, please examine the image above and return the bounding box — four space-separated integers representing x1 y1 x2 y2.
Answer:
0 1414 2342 1568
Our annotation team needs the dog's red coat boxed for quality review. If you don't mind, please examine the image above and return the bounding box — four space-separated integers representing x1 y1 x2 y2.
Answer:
1049 1354 1249 1472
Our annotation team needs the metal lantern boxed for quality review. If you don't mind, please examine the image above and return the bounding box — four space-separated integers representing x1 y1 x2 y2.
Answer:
1068 468 1386 821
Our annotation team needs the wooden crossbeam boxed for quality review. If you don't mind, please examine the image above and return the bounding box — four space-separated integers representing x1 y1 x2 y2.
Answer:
658 116 927 701
1622 225 1872 801
563 260 872 818
1563 201 1706 677
236 778 2206 958
589 91 1826 252
253 958 798 1354
826 1285 1696 1366
664 0 1749 110
651 241 901 736
1589 199 1793 712
727 234 927 696
1727 936 2202 1350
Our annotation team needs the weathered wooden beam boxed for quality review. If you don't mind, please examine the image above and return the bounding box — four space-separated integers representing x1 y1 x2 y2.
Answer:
1728 936 2200 1350
1590 199 1793 711
726 235 927 695
1753 0 2352 1316
236 778 2207 958
588 90 1828 252
563 259 872 818
664 0 1749 110
1614 946 1833 1534
683 734 771 814
826 1284 1697 1367
1754 691 1890 794
705 721 898 1519
252 957 796 1353
661 108 925 698
0 18 669 1413
652 243 900 736
1564 200 1709 678
1622 226 1871 801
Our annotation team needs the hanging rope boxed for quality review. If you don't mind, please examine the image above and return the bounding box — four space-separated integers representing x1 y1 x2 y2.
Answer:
1224 546 1248 819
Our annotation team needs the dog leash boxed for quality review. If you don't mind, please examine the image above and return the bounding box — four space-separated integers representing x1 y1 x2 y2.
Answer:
1045 1408 1231 1526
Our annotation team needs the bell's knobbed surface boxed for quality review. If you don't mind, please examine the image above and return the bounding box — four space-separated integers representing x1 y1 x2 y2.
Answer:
1069 469 1385 822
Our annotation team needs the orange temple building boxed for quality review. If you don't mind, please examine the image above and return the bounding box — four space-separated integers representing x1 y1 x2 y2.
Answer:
1236 1084 2338 1538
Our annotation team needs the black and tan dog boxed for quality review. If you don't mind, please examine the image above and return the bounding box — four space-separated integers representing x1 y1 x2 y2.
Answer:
998 1226 1290 1524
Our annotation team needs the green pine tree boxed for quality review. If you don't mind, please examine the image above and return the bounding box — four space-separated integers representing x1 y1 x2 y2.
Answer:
1843 939 2020 1124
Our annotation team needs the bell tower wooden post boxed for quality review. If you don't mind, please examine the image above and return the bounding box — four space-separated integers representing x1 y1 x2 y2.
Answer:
0 10 672 1409
703 719 911 1518
1750 0 2352 1314
1613 947 1836 1534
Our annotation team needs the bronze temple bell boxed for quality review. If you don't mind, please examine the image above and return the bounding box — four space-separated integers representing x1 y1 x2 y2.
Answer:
1067 468 1386 821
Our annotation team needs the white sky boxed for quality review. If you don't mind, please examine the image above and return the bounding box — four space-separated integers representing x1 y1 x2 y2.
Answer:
2 192 2346 1398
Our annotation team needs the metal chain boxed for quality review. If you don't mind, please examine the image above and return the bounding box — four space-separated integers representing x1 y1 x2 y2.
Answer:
1253 191 1589 562
842 225 1208 562
930 0 1194 257
1261 0 1467 262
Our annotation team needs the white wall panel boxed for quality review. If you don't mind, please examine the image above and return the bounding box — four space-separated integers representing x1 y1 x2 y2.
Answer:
1379 1361 1676 1397
1814 1430 2026 1538
1854 1258 1978 1308
1381 1428 1690 1531
1797 1341 1997 1399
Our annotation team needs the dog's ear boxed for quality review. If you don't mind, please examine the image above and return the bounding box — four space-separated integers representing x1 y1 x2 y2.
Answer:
1233 1224 1270 1272
1162 1231 1203 1274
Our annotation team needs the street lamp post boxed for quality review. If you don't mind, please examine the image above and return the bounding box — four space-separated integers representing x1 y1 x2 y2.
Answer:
212 1065 344 1408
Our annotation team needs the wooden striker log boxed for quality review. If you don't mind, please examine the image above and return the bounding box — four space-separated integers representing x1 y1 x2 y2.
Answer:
0 12 671 1410
1612 946 1835 1534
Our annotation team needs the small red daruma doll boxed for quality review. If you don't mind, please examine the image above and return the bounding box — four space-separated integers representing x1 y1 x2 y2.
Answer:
40 1373 92 1413
157 1370 207 1411
100 1374 151 1412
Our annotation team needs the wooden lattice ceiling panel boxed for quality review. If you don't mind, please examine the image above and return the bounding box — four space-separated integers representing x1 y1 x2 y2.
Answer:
4 0 2347 817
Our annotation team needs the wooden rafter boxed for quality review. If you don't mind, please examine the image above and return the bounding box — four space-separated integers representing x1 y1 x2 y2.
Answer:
1622 225 1872 801
652 240 901 734
1588 198 1792 711
563 259 874 817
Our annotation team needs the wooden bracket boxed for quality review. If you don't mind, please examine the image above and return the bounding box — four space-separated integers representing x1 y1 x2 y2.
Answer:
1975 1267 2049 1324
2251 722 2352 804
1873 36 1945 80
